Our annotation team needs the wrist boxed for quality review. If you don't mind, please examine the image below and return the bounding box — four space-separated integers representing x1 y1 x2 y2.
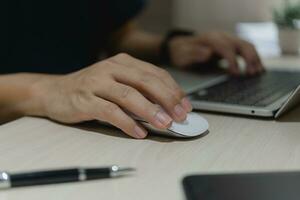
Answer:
19 74 61 118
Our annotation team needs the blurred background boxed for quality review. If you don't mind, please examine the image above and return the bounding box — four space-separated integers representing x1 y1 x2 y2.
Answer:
138 0 285 33
138 0 300 57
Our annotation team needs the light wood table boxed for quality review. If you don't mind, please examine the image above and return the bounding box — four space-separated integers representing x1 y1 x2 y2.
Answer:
0 56 300 200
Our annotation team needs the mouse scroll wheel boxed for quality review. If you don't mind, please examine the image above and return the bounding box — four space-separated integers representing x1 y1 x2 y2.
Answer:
197 90 208 96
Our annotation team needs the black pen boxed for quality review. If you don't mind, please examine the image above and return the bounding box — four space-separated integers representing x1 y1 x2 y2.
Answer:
0 165 135 189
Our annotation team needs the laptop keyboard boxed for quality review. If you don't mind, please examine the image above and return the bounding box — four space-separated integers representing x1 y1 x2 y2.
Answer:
190 71 300 107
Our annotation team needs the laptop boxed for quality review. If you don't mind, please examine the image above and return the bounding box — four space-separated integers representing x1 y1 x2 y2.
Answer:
168 67 300 118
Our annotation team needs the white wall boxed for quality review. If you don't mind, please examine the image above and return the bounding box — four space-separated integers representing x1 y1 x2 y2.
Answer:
172 0 284 33
139 0 296 33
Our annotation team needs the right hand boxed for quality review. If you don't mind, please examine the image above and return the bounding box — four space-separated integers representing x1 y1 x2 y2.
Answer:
30 53 193 139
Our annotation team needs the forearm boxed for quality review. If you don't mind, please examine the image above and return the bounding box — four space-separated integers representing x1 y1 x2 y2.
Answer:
110 22 163 62
0 73 48 123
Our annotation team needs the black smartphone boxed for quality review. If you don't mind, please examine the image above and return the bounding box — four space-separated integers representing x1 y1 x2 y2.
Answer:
183 171 300 200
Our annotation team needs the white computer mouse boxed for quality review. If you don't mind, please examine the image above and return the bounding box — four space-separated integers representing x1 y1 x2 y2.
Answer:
136 112 209 138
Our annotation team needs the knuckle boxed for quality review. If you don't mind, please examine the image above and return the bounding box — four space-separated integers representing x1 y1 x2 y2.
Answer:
139 72 154 84
174 87 186 99
173 89 185 102
101 59 114 68
104 103 120 116
106 53 132 65
80 75 112 91
119 86 136 99
167 86 185 100
143 106 156 117
157 68 171 77
170 98 182 107
115 53 131 60
164 93 182 107
92 60 109 70
140 73 154 83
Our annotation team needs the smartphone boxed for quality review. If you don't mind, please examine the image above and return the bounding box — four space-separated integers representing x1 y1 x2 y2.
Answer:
183 171 300 200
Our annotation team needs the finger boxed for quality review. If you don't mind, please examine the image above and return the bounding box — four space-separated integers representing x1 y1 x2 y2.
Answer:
215 44 240 75
220 34 264 75
96 82 173 129
108 53 192 116
109 53 185 99
236 40 264 75
112 67 188 122
138 66 193 114
90 97 148 139
195 34 240 75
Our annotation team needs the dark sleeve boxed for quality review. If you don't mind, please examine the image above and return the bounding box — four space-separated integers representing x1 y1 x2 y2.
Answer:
108 0 147 28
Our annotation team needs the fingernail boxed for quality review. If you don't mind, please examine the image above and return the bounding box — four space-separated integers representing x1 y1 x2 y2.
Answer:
181 97 193 112
134 126 147 139
155 110 173 127
174 104 186 119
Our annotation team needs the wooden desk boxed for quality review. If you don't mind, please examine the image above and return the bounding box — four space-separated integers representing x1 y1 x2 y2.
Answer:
0 57 300 200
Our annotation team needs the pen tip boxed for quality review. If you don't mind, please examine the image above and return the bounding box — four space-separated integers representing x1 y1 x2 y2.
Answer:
110 166 136 177
119 167 136 172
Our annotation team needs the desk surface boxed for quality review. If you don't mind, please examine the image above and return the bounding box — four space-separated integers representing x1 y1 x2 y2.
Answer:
1 56 300 200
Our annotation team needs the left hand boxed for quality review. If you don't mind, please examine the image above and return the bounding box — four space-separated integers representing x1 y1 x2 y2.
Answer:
168 31 264 75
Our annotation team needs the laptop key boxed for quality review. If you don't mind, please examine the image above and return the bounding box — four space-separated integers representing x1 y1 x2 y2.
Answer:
191 71 300 107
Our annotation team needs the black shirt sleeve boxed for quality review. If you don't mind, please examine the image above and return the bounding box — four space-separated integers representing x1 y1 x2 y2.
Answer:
0 0 146 74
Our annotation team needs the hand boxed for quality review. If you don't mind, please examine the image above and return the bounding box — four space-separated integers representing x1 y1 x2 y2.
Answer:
168 31 264 75
31 53 193 139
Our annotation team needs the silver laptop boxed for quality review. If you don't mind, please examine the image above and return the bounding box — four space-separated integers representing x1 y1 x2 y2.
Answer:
168 68 300 118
